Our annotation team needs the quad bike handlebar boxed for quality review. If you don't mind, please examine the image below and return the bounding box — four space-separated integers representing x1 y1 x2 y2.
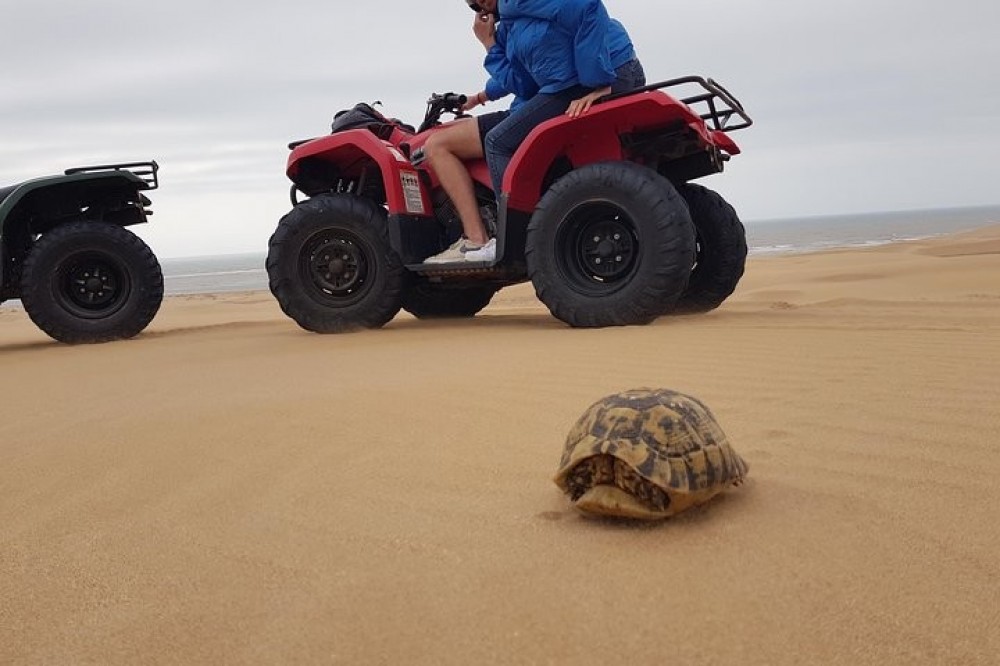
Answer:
418 92 469 133
433 92 468 107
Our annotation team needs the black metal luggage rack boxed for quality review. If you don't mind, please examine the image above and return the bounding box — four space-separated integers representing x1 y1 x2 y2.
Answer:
64 161 160 190
607 75 753 132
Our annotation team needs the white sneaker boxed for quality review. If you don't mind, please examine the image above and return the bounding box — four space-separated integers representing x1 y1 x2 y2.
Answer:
464 237 496 262
423 237 483 264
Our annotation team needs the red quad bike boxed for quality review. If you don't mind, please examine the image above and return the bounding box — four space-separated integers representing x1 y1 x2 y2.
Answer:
266 76 752 332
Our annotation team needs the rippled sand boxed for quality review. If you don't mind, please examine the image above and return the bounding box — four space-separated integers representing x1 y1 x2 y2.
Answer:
2 225 999 665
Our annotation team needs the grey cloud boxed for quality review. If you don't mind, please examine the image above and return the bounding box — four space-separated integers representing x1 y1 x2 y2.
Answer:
2 0 998 257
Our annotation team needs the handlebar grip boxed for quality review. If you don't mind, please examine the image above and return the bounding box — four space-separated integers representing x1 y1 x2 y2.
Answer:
429 92 467 106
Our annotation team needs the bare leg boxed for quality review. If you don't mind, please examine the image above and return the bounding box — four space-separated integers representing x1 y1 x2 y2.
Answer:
424 119 489 245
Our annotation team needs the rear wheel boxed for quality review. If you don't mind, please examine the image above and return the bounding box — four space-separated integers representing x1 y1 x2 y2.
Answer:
673 183 747 314
526 162 695 328
266 194 405 333
401 283 498 319
20 221 163 343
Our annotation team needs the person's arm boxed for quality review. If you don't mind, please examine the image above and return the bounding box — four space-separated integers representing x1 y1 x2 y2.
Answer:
473 11 497 50
564 85 611 117
561 0 616 89
461 15 508 111
519 0 616 88
482 22 513 105
462 89 493 112
552 0 615 116
483 22 539 102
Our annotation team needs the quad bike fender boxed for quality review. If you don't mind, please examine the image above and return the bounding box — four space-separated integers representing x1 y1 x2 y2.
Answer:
0 171 153 238
465 161 493 192
416 156 492 194
401 124 494 193
502 91 741 213
287 130 433 217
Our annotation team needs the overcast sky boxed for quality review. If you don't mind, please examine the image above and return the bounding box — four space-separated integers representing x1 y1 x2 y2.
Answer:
2 0 998 258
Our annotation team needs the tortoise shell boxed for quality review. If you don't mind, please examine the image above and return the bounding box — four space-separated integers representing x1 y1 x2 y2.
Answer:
553 388 748 519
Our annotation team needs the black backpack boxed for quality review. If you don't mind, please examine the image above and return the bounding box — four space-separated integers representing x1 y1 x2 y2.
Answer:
330 103 414 139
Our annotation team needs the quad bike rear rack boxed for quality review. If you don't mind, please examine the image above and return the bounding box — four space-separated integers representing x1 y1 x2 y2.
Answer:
64 161 160 190
606 76 753 132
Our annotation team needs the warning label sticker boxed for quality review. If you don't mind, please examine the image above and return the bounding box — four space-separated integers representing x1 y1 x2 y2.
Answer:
388 147 409 164
399 171 425 215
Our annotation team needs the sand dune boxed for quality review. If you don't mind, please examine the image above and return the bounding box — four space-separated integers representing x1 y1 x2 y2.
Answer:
2 225 999 664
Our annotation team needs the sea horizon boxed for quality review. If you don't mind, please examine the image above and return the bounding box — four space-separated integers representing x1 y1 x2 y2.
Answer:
159 203 1000 296
2 203 999 305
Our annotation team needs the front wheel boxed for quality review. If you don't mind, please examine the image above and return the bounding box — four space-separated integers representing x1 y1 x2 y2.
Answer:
266 194 406 333
526 162 695 328
20 221 163 343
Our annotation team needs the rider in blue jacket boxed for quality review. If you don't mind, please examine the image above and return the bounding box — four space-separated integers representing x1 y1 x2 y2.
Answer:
423 0 644 264
485 4 634 97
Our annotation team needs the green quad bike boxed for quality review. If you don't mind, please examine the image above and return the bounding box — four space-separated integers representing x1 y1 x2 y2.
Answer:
0 161 164 343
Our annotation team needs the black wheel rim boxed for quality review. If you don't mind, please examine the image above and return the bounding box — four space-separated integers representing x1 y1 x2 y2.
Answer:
56 251 131 319
555 201 640 296
299 228 374 306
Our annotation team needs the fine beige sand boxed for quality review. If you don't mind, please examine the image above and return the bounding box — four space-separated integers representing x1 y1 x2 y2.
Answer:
2 225 999 664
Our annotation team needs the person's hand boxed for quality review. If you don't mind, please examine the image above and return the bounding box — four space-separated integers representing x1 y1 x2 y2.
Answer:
566 86 612 118
461 91 488 113
473 12 496 50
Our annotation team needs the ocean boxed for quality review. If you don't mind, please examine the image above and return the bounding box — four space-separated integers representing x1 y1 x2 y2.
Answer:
159 205 1000 296
162 254 268 297
2 205 999 304
745 205 1000 256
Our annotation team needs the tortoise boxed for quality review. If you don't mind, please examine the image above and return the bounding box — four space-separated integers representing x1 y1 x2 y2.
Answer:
553 388 749 520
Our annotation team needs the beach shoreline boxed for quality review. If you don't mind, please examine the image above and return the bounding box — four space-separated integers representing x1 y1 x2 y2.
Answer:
2 224 999 664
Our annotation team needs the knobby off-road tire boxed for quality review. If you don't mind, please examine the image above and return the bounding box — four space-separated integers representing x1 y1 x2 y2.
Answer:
266 194 405 333
20 221 163 344
401 283 498 319
673 183 747 314
526 162 695 328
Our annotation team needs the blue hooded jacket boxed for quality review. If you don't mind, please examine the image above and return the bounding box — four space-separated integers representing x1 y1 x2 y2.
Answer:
483 0 636 104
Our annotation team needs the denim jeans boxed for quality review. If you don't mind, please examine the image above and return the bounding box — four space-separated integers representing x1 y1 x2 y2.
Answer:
611 57 646 94
484 58 646 195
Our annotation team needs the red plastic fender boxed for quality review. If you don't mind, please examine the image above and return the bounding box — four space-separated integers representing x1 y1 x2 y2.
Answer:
403 123 495 193
502 91 738 213
287 130 433 217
